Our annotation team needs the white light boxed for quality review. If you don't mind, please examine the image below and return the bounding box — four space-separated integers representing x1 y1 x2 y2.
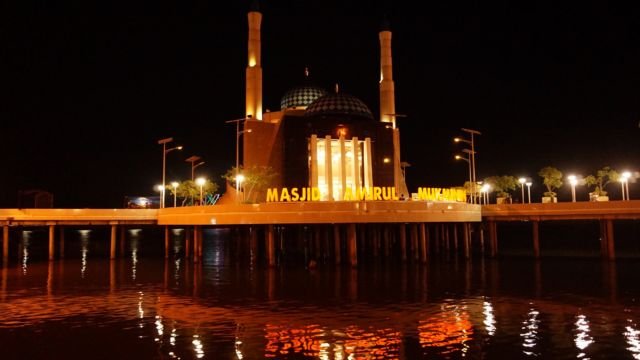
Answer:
483 301 497 336
235 174 245 184
195 177 206 186
519 177 526 184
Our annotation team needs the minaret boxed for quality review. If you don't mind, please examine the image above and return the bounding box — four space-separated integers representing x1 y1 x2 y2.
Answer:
379 16 395 126
246 0 262 120
379 17 408 197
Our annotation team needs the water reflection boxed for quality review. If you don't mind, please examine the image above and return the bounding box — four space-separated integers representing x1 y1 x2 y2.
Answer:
0 230 639 359
483 300 497 336
574 314 594 359
21 231 30 275
625 319 640 359
520 308 540 356
80 231 89 278
418 301 473 356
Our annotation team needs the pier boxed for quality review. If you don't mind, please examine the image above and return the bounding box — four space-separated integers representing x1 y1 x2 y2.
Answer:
1 200 639 265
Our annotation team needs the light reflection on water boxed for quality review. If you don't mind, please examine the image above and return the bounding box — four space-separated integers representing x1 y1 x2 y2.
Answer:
0 230 639 359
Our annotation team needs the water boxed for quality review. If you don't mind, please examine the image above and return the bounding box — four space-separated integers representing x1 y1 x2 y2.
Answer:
1 228 640 359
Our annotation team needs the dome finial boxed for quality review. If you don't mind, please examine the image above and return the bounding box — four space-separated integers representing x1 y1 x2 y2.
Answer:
249 0 260 12
335 83 339 93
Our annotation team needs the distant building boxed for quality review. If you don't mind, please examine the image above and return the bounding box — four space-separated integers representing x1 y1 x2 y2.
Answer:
17 189 54 208
124 196 160 209
240 3 408 202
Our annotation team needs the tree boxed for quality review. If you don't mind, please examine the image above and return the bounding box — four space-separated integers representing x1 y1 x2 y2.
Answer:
538 166 563 198
223 165 277 203
585 166 619 196
483 175 518 199
173 179 218 206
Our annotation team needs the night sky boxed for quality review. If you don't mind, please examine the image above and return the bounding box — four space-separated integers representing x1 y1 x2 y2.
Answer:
2 1 639 207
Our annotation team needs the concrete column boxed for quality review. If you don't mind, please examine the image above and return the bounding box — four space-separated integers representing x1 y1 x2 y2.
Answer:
599 220 608 259
119 226 125 257
49 225 55 261
110 225 117 260
347 223 357 267
193 227 200 263
339 135 347 200
59 227 65 259
489 221 498 258
352 137 360 189
333 225 341 265
266 224 275 267
399 224 407 262
164 226 170 259
419 223 428 263
364 137 373 189
3 225 9 262
185 228 191 258
606 219 615 261
532 221 540 259
325 135 333 200
434 224 440 254
453 224 459 253
250 226 258 264
463 223 470 259
310 135 318 188
480 225 485 256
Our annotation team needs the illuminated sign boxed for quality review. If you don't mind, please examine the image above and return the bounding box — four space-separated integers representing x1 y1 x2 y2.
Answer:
266 187 466 202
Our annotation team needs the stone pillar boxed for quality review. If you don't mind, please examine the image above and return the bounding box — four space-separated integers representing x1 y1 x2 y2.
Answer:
606 219 615 261
59 227 65 259
463 223 470 259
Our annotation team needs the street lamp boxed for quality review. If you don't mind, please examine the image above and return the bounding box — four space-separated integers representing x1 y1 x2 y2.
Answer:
568 175 578 202
226 116 253 203
621 171 631 200
155 185 163 208
171 181 179 207
195 177 206 206
518 177 526 204
454 128 481 204
158 137 183 208
525 182 532 204
186 156 205 181
454 153 472 203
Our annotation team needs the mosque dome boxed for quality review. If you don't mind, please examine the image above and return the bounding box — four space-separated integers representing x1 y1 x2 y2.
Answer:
280 85 328 110
305 93 374 121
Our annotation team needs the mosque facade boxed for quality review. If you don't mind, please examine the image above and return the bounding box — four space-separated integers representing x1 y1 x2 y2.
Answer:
240 2 408 202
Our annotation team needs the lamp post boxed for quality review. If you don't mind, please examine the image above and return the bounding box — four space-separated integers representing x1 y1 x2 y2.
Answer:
195 177 206 206
518 177 526 204
155 185 163 208
226 116 253 203
621 171 631 200
185 156 205 181
171 182 179 207
455 154 472 203
454 128 481 204
526 182 532 204
158 137 183 208
568 175 577 202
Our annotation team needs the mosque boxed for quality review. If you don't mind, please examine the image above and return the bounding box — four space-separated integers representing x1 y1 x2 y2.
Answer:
237 1 409 202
